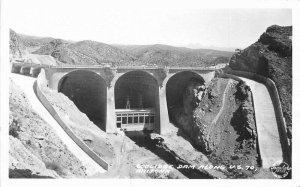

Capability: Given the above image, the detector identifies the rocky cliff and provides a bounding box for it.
[170,78,256,151]
[169,78,258,177]
[229,25,292,138]
[10,30,25,59]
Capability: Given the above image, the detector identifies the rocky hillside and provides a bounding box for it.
[32,40,137,66]
[169,78,258,178]
[9,79,88,178]
[10,30,26,59]
[10,29,233,67]
[9,30,58,65]
[115,44,233,67]
[229,25,292,138]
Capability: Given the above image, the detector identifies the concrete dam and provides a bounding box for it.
[11,62,290,170]
[11,63,216,135]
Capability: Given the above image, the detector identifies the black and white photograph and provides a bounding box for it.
[0,0,299,186]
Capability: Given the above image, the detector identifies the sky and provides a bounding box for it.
[6,0,292,49]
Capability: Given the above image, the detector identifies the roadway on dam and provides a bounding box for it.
[10,73,106,175]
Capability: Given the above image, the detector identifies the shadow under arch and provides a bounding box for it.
[58,70,107,131]
[166,71,205,122]
[114,70,160,131]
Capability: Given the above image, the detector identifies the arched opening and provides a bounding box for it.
[166,71,205,122]
[58,70,107,131]
[114,71,160,131]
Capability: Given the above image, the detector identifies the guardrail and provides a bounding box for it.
[46,65,218,71]
[11,63,220,71]
[11,62,51,68]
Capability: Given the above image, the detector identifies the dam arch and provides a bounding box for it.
[166,71,205,122]
[114,70,160,131]
[58,70,107,131]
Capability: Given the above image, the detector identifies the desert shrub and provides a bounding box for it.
[45,161,65,177]
[9,119,21,138]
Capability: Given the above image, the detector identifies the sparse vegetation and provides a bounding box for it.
[9,79,87,178]
[9,119,21,138]
[10,29,233,67]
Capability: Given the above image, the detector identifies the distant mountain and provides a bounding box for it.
[32,39,136,66]
[18,34,56,48]
[114,44,233,67]
[10,29,234,67]
[185,43,238,52]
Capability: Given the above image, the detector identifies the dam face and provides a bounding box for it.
[114,71,160,131]
[58,70,107,131]
[166,71,205,122]
[166,71,205,107]
[17,65,216,134]
[114,71,159,110]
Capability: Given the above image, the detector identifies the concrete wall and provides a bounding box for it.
[106,74,121,133]
[159,71,215,134]
[30,67,42,77]
[46,68,78,89]
[58,70,107,131]
[165,71,205,107]
[11,64,42,78]
[224,69,291,164]
[20,66,31,75]
[41,67,216,135]
[11,65,216,135]
[35,69,109,170]
[158,85,170,134]
[167,69,215,86]
[11,64,22,73]
[114,71,158,109]
[110,71,162,134]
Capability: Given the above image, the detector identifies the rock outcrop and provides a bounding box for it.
[229,43,269,76]
[170,78,257,161]
[183,82,206,114]
[229,25,292,139]
[9,29,25,59]
[232,82,257,141]
[259,25,292,57]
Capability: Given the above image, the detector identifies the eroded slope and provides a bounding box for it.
[9,79,87,178]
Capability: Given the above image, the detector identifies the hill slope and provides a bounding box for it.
[115,44,233,67]
[9,79,88,178]
[10,29,233,67]
[33,40,137,66]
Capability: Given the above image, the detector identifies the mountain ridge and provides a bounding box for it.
[10,29,233,67]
